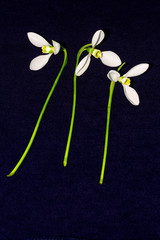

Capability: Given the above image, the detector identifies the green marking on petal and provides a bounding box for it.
[125,78,131,85]
[42,45,54,54]
[118,77,131,86]
[87,47,102,58]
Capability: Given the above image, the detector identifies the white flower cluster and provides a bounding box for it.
[27,30,149,105]
[75,30,149,106]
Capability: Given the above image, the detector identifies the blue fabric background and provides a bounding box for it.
[0,0,160,239]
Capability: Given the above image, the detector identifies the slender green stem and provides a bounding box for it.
[117,62,126,72]
[7,48,68,177]
[63,43,92,167]
[99,81,115,184]
[99,62,126,184]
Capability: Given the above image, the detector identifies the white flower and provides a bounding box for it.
[75,30,122,76]
[27,32,61,71]
[107,63,149,105]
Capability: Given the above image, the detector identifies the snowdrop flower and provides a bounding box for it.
[7,32,67,177]
[27,32,61,70]
[75,30,121,76]
[107,63,149,105]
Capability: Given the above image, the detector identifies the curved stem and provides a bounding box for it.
[99,62,126,184]
[7,48,68,177]
[63,43,92,167]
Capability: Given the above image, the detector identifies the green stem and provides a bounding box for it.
[7,48,68,177]
[99,81,115,184]
[63,43,92,167]
[117,62,126,72]
[99,62,126,184]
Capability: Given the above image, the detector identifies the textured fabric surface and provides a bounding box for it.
[0,0,160,239]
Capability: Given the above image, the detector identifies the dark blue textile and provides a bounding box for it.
[0,0,160,239]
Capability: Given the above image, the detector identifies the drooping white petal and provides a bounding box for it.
[52,40,61,55]
[123,63,149,78]
[29,54,52,71]
[75,54,91,76]
[27,32,51,47]
[122,85,140,105]
[100,51,122,67]
[91,30,105,48]
[107,70,120,82]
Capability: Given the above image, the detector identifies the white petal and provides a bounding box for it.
[75,54,91,76]
[107,70,120,82]
[52,40,61,55]
[91,30,105,48]
[100,51,122,67]
[122,85,140,105]
[29,54,52,71]
[27,32,50,47]
[124,63,149,78]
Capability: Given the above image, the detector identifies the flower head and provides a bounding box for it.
[107,63,149,105]
[75,30,122,76]
[27,32,61,71]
